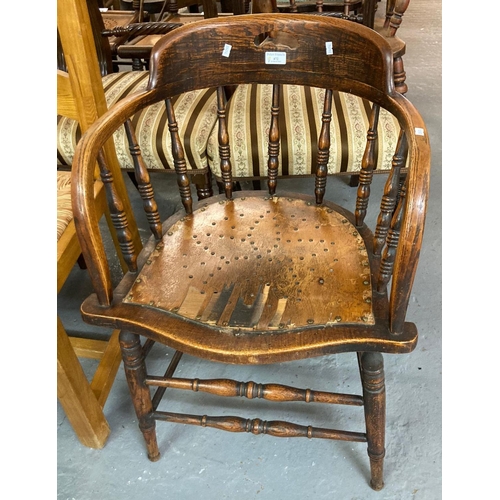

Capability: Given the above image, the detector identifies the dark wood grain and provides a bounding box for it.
[71,14,431,490]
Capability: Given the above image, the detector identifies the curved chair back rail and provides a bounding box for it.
[147,15,394,95]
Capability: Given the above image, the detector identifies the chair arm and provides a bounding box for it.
[389,94,431,334]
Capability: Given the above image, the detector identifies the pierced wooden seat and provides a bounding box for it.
[72,14,430,490]
[127,195,375,332]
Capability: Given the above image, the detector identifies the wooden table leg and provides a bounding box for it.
[57,317,110,449]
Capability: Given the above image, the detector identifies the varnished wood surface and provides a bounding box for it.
[58,0,142,261]
[70,14,431,486]
[126,195,375,330]
[57,0,143,448]
[57,318,110,448]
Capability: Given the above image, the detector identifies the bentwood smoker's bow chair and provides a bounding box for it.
[71,14,430,490]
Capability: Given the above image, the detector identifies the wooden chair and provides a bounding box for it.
[57,0,144,448]
[207,0,410,190]
[373,0,410,94]
[71,14,430,488]
[57,0,219,200]
[271,0,409,93]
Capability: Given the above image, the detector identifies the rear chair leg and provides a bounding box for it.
[193,171,214,200]
[360,351,386,491]
[120,331,160,462]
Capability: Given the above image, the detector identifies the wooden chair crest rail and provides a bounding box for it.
[71,14,430,489]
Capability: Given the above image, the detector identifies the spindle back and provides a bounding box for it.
[72,14,430,334]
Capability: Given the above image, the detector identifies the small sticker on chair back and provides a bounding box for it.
[415,127,425,136]
[265,52,287,65]
[222,44,232,57]
[325,42,333,55]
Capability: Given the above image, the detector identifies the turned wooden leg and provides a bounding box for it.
[132,58,144,71]
[217,180,241,194]
[193,171,214,200]
[120,331,160,461]
[393,56,408,94]
[349,174,360,187]
[252,180,262,190]
[360,351,386,491]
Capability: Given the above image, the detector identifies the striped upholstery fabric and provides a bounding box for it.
[207,84,401,178]
[57,171,73,241]
[57,71,219,172]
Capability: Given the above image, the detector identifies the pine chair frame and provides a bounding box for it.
[57,0,144,448]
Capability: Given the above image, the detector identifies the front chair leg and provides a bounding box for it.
[360,351,386,491]
[120,331,160,462]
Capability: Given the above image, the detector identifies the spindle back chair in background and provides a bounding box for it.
[206,0,411,191]
[275,0,410,93]
[57,0,221,200]
[71,14,430,489]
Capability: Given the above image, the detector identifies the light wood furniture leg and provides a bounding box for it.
[57,317,110,449]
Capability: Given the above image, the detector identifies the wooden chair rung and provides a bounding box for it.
[69,337,108,359]
[57,318,110,448]
[146,376,364,406]
[69,330,122,407]
[151,411,368,442]
[151,350,184,410]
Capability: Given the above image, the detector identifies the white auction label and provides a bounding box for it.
[265,52,287,65]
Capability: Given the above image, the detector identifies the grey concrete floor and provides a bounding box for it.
[56,1,442,498]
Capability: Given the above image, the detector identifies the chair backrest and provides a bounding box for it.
[382,0,410,34]
[71,14,430,334]
[58,0,142,262]
[283,0,363,17]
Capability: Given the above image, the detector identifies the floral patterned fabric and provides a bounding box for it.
[207,84,401,178]
[57,171,73,241]
[58,75,402,179]
[57,71,219,172]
